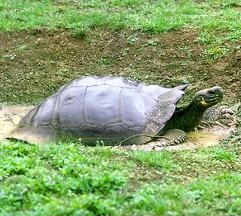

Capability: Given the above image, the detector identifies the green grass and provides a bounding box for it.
[1,0,241,215]
[1,141,241,215]
[1,0,241,52]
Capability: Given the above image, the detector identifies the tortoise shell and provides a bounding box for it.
[11,76,186,145]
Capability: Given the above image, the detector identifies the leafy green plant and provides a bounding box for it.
[205,45,229,59]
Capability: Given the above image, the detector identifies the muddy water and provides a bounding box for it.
[188,131,228,147]
[119,130,231,152]
[0,105,233,150]
[164,130,230,151]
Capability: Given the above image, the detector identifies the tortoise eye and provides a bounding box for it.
[197,96,203,101]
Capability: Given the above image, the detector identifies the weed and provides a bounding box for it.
[70,28,88,39]
[127,34,138,45]
[205,45,229,59]
[2,53,16,61]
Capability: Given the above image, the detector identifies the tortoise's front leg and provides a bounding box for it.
[116,129,187,151]
[151,129,187,149]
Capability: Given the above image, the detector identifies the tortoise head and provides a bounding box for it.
[193,86,223,108]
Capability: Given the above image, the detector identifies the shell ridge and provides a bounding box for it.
[82,86,88,124]
[52,94,61,129]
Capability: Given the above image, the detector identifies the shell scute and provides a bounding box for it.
[120,89,154,128]
[55,86,86,129]
[84,85,121,126]
[32,96,57,128]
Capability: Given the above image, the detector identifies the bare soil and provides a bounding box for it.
[0,105,34,140]
[1,29,241,104]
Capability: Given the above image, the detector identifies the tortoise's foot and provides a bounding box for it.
[115,143,156,151]
[153,129,187,149]
[116,129,187,151]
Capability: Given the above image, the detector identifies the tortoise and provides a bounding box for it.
[8,76,223,146]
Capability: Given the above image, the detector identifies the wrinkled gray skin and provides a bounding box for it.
[9,76,223,146]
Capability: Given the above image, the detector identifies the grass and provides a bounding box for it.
[1,0,241,54]
[0,141,241,215]
[1,0,241,215]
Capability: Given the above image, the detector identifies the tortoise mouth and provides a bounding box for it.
[201,94,223,106]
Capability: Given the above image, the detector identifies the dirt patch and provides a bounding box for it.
[1,29,241,104]
[0,105,34,140]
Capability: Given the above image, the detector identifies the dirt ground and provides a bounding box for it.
[1,28,241,104]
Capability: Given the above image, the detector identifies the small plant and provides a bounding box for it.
[71,28,87,39]
[2,53,16,61]
[143,39,159,47]
[101,55,116,65]
[127,34,138,45]
[205,45,229,59]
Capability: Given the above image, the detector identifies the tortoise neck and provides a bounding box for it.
[164,103,207,132]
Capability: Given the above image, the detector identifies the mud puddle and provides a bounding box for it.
[0,105,235,151]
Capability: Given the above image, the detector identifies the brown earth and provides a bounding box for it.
[1,28,241,104]
[0,28,240,149]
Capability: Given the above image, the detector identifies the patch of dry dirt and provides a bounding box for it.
[1,29,240,104]
[0,105,34,140]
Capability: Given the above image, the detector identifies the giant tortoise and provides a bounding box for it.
[8,76,223,146]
